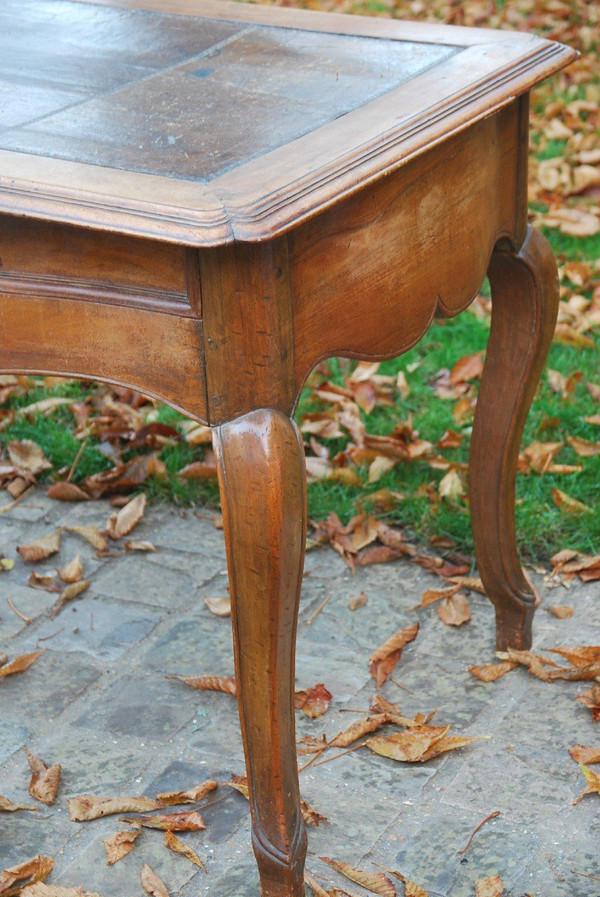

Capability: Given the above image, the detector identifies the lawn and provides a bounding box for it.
[0,0,598,564]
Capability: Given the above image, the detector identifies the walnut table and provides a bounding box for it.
[0,1,575,893]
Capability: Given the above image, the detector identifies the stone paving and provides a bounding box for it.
[0,490,599,896]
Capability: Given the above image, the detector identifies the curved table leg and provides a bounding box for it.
[213,408,307,897]
[470,226,560,650]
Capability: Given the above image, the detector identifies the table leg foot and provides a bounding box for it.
[470,226,560,651]
[214,408,307,897]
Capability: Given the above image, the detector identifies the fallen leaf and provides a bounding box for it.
[450,351,484,386]
[52,580,90,617]
[414,584,462,609]
[420,734,485,761]
[46,482,90,501]
[23,748,60,805]
[320,859,396,897]
[0,795,38,812]
[165,674,237,695]
[164,831,206,869]
[156,780,217,807]
[304,872,333,897]
[21,885,102,896]
[6,440,52,475]
[124,540,156,552]
[569,745,600,765]
[67,794,159,821]
[573,764,600,804]
[121,810,205,831]
[66,525,109,553]
[552,488,592,513]
[27,572,61,593]
[141,863,169,897]
[17,530,62,562]
[438,469,465,500]
[549,605,574,619]
[369,623,419,688]
[0,651,44,679]
[577,685,600,721]
[474,875,504,897]
[56,556,83,584]
[177,461,218,480]
[107,493,146,539]
[437,592,471,626]
[204,596,231,617]
[0,856,54,897]
[549,646,600,666]
[367,726,450,763]
[566,435,600,456]
[468,661,519,682]
[300,797,329,827]
[103,826,140,865]
[294,684,332,719]
[348,592,368,611]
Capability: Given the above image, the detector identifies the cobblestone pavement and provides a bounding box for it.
[0,491,599,897]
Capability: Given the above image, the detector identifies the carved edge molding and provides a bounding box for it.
[222,41,575,239]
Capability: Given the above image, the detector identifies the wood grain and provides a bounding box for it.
[214,409,307,897]
[470,226,560,650]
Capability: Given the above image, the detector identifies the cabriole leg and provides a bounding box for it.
[470,226,560,650]
[213,408,307,897]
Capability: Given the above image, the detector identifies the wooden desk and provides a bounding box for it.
[0,2,575,893]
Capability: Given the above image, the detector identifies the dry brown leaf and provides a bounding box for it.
[438,469,465,501]
[474,875,504,897]
[106,493,146,539]
[367,726,450,763]
[52,580,90,617]
[17,530,62,563]
[437,593,471,626]
[23,747,60,806]
[121,810,205,831]
[549,605,574,619]
[569,745,600,765]
[301,797,329,827]
[415,584,462,609]
[574,763,600,804]
[6,440,52,474]
[304,872,333,897]
[46,482,90,501]
[348,592,368,611]
[177,460,218,480]
[369,623,419,689]
[103,826,140,865]
[156,780,217,807]
[566,434,600,456]
[366,455,397,484]
[124,540,156,552]
[66,525,109,553]
[328,714,400,750]
[0,794,38,812]
[141,863,169,897]
[383,868,429,897]
[165,674,236,695]
[67,794,159,821]
[0,650,44,679]
[55,556,83,584]
[164,830,206,869]
[450,351,484,385]
[420,734,485,761]
[552,488,593,514]
[549,645,600,666]
[0,856,54,897]
[320,858,396,897]
[204,595,231,617]
[21,885,102,897]
[294,684,332,719]
[27,572,61,593]
[468,661,519,682]
[577,685,600,721]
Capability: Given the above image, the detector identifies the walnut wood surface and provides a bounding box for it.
[0,0,576,243]
[0,3,576,894]
[214,410,307,897]
[471,227,560,650]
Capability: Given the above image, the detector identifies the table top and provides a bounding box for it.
[0,0,575,245]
